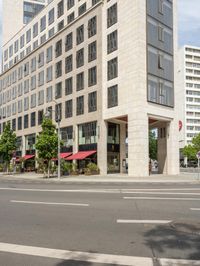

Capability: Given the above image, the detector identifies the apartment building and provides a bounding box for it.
[178,46,200,149]
[2,0,49,46]
[0,0,179,176]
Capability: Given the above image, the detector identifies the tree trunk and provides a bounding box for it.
[6,162,9,174]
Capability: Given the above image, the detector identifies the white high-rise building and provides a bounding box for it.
[178,45,200,148]
[0,0,179,176]
[2,0,49,46]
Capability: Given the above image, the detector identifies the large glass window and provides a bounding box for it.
[78,122,97,145]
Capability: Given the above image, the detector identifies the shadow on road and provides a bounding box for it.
[144,222,200,260]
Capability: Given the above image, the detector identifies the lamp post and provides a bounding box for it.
[45,103,61,179]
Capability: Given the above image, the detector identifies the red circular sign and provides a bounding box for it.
[179,120,183,131]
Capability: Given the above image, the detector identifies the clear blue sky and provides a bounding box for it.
[0,0,199,52]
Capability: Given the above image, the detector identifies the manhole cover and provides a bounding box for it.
[169,221,200,236]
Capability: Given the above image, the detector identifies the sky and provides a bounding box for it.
[0,0,200,53]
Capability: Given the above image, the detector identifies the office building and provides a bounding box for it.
[178,46,200,150]
[2,0,48,46]
[0,0,179,176]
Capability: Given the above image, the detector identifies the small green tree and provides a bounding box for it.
[182,145,196,161]
[0,122,17,173]
[35,118,58,178]
[149,130,157,160]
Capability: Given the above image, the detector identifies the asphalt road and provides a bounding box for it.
[0,179,200,266]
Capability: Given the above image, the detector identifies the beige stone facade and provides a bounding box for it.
[0,0,179,176]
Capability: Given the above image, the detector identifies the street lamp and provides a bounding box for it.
[45,103,61,179]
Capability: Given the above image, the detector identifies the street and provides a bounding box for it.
[0,179,200,266]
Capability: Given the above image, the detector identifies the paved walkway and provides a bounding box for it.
[0,171,200,183]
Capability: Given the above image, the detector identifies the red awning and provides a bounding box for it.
[52,152,72,161]
[24,155,35,160]
[66,150,96,160]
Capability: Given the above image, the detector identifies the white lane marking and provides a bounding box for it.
[0,242,153,266]
[10,200,89,207]
[190,208,200,211]
[159,258,200,266]
[1,187,200,193]
[123,192,200,196]
[117,220,171,224]
[124,197,200,201]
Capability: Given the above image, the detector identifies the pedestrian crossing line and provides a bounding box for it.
[190,208,200,211]
[117,220,171,224]
[10,200,89,207]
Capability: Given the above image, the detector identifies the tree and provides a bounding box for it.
[0,122,17,173]
[182,144,196,161]
[149,130,157,160]
[182,133,200,161]
[35,118,58,178]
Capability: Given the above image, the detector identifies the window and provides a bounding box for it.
[76,48,84,68]
[38,90,44,105]
[24,62,29,76]
[55,82,62,99]
[107,3,117,28]
[107,57,118,80]
[12,119,16,131]
[31,94,36,108]
[108,85,118,108]
[92,0,100,5]
[46,86,53,102]
[14,40,19,53]
[38,110,44,125]
[67,12,74,24]
[49,27,55,38]
[65,55,73,73]
[55,103,62,122]
[38,52,44,68]
[20,35,25,48]
[107,30,118,54]
[57,0,64,18]
[57,20,64,31]
[78,3,86,16]
[55,39,62,57]
[76,25,84,45]
[88,16,96,38]
[18,117,22,130]
[88,67,97,86]
[48,8,54,25]
[40,15,46,32]
[26,29,31,43]
[88,41,97,62]
[76,96,84,115]
[46,66,53,82]
[33,23,38,38]
[78,122,97,145]
[65,77,73,95]
[31,57,36,72]
[158,0,164,14]
[67,0,74,10]
[88,91,97,112]
[31,112,36,127]
[55,61,62,78]
[158,26,164,42]
[65,32,73,52]
[24,79,29,93]
[38,71,44,86]
[31,75,36,90]
[46,46,53,62]
[158,54,164,69]
[65,100,73,118]
[40,34,46,44]
[24,114,29,129]
[76,72,84,91]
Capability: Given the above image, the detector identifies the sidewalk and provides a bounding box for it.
[0,171,200,183]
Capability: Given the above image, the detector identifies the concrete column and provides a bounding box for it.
[157,125,167,174]
[120,123,127,173]
[166,119,179,175]
[98,120,107,175]
[128,113,149,177]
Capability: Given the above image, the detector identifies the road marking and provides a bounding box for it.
[190,208,200,211]
[123,192,200,196]
[159,258,200,266]
[124,197,200,201]
[1,187,200,193]
[0,242,153,266]
[10,200,89,207]
[117,220,171,224]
